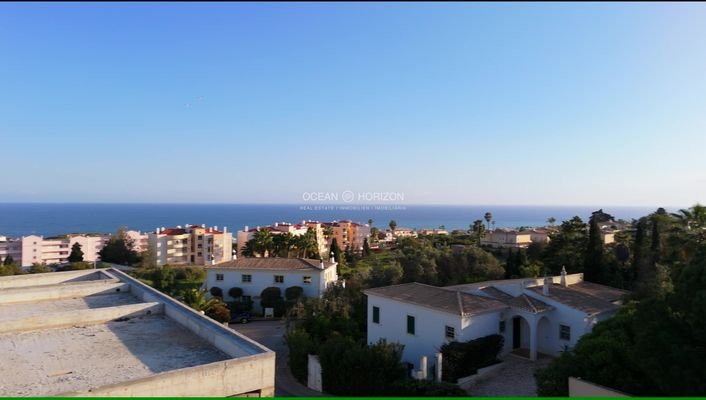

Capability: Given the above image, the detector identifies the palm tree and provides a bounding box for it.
[272,233,295,257]
[241,240,256,257]
[252,229,273,257]
[389,220,397,231]
[181,288,223,312]
[672,203,706,243]
[368,219,374,227]
[472,219,485,244]
[547,217,556,227]
[294,231,318,258]
[484,212,493,231]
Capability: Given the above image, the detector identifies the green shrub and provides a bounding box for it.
[319,335,407,395]
[210,286,223,298]
[205,303,231,323]
[228,287,243,298]
[441,334,504,382]
[285,286,304,301]
[285,329,314,383]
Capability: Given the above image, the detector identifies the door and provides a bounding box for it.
[513,317,521,349]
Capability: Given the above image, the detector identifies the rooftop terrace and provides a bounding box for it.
[0,268,275,397]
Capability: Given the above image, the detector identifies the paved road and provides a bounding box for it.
[230,320,324,397]
[465,354,552,396]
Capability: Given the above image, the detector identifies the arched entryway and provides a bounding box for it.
[511,315,531,351]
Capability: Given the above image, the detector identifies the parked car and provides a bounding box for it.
[230,311,251,324]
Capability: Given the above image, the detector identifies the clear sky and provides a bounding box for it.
[1,2,705,206]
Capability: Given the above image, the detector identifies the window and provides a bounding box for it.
[372,306,380,324]
[274,275,284,284]
[407,315,415,335]
[303,276,312,284]
[216,273,224,281]
[445,325,455,339]
[560,324,571,341]
[499,321,506,333]
[242,274,252,283]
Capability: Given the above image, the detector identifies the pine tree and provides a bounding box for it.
[68,242,84,263]
[3,255,14,266]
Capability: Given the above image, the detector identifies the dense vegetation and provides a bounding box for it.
[441,334,504,382]
[535,204,706,396]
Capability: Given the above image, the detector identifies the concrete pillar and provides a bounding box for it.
[419,356,428,380]
[529,318,538,361]
[435,352,443,382]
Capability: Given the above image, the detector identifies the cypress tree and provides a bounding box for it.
[68,242,84,263]
[584,215,605,283]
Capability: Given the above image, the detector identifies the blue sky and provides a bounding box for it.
[1,2,705,206]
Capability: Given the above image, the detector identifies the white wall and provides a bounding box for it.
[523,291,594,354]
[367,294,505,372]
[206,267,332,312]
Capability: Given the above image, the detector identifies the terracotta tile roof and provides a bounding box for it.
[567,281,629,303]
[480,286,514,301]
[528,284,620,316]
[365,283,508,317]
[508,294,552,314]
[210,257,335,271]
[159,228,187,235]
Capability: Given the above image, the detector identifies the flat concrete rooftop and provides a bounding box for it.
[0,268,275,397]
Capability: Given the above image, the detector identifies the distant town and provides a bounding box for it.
[3,205,702,396]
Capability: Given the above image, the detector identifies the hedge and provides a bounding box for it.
[441,333,504,382]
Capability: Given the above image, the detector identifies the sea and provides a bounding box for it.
[0,203,662,238]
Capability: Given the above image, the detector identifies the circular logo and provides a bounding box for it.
[341,190,355,203]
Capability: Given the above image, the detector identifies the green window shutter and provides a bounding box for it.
[372,306,380,323]
[407,315,415,334]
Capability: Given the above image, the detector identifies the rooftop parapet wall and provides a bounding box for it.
[0,268,276,397]
[106,268,272,358]
[0,269,113,289]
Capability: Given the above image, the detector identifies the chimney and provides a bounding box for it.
[320,259,325,269]
[156,227,160,234]
[543,276,551,296]
[560,266,567,287]
[214,226,218,232]
[223,226,227,233]
[201,224,206,228]
[244,225,249,231]
[330,254,336,264]
[274,222,278,227]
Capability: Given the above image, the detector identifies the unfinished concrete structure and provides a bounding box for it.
[0,268,275,397]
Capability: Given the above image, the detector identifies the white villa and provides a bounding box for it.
[365,269,627,374]
[205,257,338,312]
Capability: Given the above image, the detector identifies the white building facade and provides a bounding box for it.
[365,271,627,373]
[205,258,338,313]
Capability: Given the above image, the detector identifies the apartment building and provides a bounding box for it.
[148,224,233,266]
[323,220,371,252]
[236,221,329,257]
[481,228,533,249]
[126,230,149,253]
[0,234,109,267]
